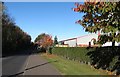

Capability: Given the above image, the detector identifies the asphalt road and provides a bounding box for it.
[23,54,61,75]
[2,49,32,76]
[2,49,61,76]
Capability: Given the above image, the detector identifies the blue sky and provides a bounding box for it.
[5,2,88,42]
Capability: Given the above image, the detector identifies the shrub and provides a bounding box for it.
[52,47,120,75]
[52,47,93,63]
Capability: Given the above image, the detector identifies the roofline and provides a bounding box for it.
[59,38,77,42]
[59,33,98,42]
[76,34,98,39]
[76,34,90,39]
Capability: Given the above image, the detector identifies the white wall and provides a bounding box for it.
[64,39,77,47]
[77,34,98,45]
[63,34,98,47]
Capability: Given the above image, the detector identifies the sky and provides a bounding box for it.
[5,2,89,42]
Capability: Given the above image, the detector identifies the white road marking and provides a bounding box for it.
[22,54,31,75]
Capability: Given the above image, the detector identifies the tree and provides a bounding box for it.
[53,36,58,46]
[35,33,53,52]
[73,1,120,74]
[73,1,120,44]
[2,3,31,56]
[40,34,53,49]
[34,33,46,42]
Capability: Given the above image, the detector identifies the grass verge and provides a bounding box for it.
[41,54,108,75]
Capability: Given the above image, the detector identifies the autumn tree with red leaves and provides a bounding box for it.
[40,34,53,49]
[35,33,53,52]
[73,1,120,44]
[73,1,120,74]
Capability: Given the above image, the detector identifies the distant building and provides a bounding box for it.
[59,38,77,47]
[57,31,120,47]
[100,31,120,46]
[55,44,69,47]
[102,41,120,47]
[59,33,99,47]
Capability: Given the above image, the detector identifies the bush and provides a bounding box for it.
[52,46,120,75]
[52,47,93,63]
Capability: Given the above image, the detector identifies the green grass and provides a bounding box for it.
[42,54,108,75]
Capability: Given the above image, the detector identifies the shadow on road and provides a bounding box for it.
[2,60,58,77]
[2,48,43,58]
[2,43,45,58]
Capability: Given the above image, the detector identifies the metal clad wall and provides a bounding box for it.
[77,34,98,45]
[63,34,98,47]
[64,39,76,47]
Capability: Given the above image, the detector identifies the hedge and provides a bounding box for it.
[52,47,94,63]
[52,47,120,74]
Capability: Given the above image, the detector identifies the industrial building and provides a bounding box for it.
[59,33,99,47]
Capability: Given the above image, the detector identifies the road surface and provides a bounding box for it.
[2,49,61,77]
[23,54,60,75]
[2,49,32,76]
